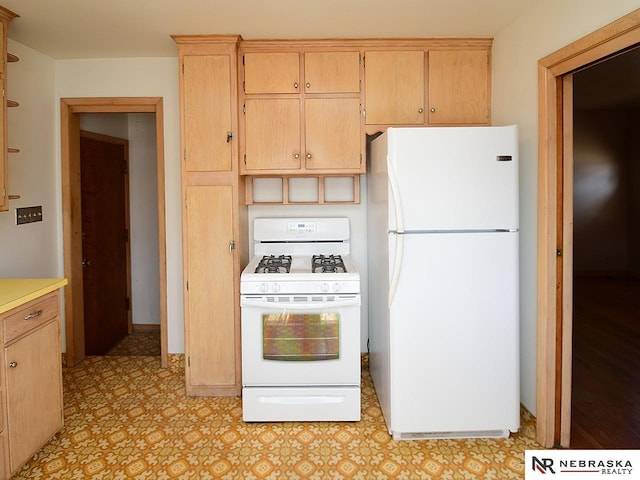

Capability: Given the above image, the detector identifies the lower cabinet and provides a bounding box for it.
[0,290,63,478]
[184,185,242,396]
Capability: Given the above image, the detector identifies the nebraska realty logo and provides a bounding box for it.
[525,450,639,478]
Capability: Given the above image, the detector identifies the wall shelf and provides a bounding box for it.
[244,175,360,205]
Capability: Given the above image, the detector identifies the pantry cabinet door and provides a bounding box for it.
[184,185,237,390]
[243,98,301,172]
[304,98,362,172]
[364,50,424,125]
[183,54,233,172]
[304,51,360,93]
[428,49,490,125]
[244,52,300,94]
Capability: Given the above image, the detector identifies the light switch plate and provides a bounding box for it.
[16,206,43,225]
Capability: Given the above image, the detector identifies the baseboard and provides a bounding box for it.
[132,323,161,333]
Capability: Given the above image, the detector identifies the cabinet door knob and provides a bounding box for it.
[430,107,436,113]
[293,82,299,89]
[418,108,424,113]
[293,153,300,159]
[9,362,17,368]
[305,153,312,159]
[306,83,311,89]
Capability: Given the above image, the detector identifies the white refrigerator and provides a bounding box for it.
[367,126,520,440]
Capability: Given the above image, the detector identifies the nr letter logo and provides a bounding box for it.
[532,456,555,474]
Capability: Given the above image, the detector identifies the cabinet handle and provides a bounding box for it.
[226,131,233,143]
[293,153,300,159]
[418,108,424,113]
[8,362,17,368]
[430,107,436,113]
[24,309,43,320]
[229,240,236,254]
[305,153,312,159]
[293,82,299,89]
[306,82,311,89]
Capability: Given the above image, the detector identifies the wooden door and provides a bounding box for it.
[243,52,300,94]
[243,98,301,172]
[5,321,63,473]
[80,131,131,355]
[305,98,362,171]
[428,49,490,125]
[184,185,238,392]
[304,51,361,93]
[364,50,425,125]
[183,54,233,172]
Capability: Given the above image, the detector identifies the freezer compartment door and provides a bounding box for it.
[385,126,518,231]
[388,231,520,436]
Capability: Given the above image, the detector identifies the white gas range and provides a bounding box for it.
[240,217,361,422]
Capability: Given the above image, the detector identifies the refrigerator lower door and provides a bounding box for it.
[387,231,520,439]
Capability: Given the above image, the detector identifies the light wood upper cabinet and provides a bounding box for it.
[183,54,233,172]
[305,98,361,170]
[428,49,490,125]
[364,43,491,128]
[364,50,425,125]
[240,45,365,175]
[304,51,360,93]
[244,98,301,171]
[244,52,300,94]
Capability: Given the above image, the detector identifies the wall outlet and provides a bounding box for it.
[16,206,43,225]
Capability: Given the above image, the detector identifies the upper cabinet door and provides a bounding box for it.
[183,54,233,172]
[304,51,360,93]
[428,49,490,125]
[304,98,362,171]
[244,52,300,94]
[243,98,301,172]
[364,50,424,125]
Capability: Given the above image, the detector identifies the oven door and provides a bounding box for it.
[241,294,361,386]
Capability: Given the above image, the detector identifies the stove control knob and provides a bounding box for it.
[260,283,269,293]
[271,283,281,293]
[332,283,342,292]
[321,283,330,293]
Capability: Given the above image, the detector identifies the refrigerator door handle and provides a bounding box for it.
[388,231,403,307]
[386,155,404,233]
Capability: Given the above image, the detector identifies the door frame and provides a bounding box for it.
[537,9,640,447]
[61,97,168,368]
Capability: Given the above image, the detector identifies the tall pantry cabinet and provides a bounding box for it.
[173,35,247,396]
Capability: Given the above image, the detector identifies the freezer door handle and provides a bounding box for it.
[386,154,404,233]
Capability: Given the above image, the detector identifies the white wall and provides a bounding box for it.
[0,41,58,278]
[55,57,183,352]
[492,0,640,415]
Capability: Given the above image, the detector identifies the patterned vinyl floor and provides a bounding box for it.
[13,354,541,479]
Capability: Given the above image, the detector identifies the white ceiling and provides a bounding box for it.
[2,0,537,59]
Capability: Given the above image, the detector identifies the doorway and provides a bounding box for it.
[61,98,168,368]
[570,50,640,448]
[537,12,640,447]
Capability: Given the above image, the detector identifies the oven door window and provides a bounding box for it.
[263,312,339,361]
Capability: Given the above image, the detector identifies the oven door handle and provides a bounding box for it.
[241,297,361,310]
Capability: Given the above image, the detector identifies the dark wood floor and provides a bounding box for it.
[570,275,640,448]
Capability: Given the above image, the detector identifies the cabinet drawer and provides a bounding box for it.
[3,293,59,344]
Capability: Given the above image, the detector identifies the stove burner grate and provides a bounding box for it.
[255,255,292,274]
[312,254,347,273]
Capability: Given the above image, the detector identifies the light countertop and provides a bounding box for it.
[0,278,68,314]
